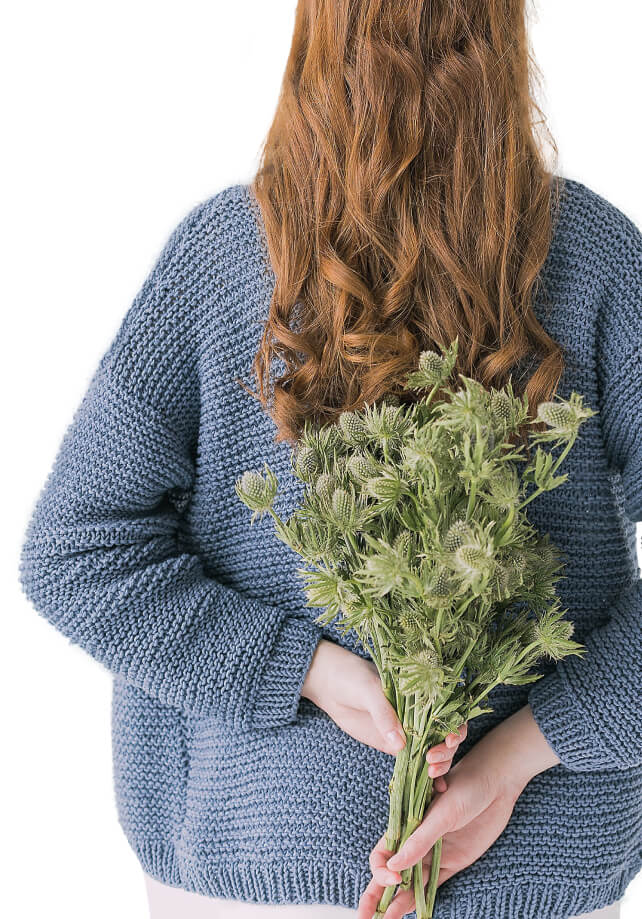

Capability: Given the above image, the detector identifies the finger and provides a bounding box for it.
[425,742,454,763]
[445,722,468,748]
[369,837,402,886]
[368,691,406,754]
[383,862,430,919]
[387,797,454,871]
[434,775,448,793]
[356,876,386,919]
[382,884,418,919]
[372,864,403,887]
[368,834,392,872]
[427,759,452,778]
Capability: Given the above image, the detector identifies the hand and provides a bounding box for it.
[301,639,407,755]
[425,721,468,790]
[302,640,469,762]
[357,704,560,918]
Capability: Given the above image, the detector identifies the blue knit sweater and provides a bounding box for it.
[19,177,642,919]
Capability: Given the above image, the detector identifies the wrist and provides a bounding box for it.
[493,703,561,792]
[301,638,331,705]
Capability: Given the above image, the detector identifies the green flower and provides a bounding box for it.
[489,389,513,426]
[404,338,458,391]
[346,451,379,483]
[365,469,409,511]
[331,487,356,528]
[315,472,338,500]
[362,402,411,444]
[294,445,320,481]
[532,392,597,443]
[529,604,586,662]
[443,519,473,552]
[234,466,278,521]
[355,536,423,598]
[338,411,368,446]
[398,647,444,704]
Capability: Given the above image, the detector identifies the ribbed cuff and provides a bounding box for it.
[527,666,609,773]
[251,616,322,730]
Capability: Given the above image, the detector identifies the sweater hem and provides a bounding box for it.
[133,837,638,919]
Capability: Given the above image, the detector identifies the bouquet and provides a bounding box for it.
[236,338,594,918]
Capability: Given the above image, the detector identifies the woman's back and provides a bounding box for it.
[20,176,642,918]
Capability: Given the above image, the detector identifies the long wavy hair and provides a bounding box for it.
[250,0,565,445]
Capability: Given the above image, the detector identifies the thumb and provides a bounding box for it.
[368,687,406,754]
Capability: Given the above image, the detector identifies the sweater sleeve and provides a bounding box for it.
[18,192,321,730]
[526,218,642,772]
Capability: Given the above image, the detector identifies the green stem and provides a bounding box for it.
[413,759,430,815]
[424,836,443,918]
[375,883,397,917]
[466,479,477,519]
[414,859,427,919]
[468,678,500,711]
[385,741,410,851]
[398,815,421,890]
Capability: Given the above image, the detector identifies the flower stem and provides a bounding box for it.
[424,836,443,918]
[414,859,427,919]
[385,741,410,850]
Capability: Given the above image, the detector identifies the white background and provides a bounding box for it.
[2,2,641,917]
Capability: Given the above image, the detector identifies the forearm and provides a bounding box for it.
[476,703,561,796]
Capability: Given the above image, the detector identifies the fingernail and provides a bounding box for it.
[387,730,405,752]
[387,853,404,871]
[426,750,448,763]
[445,734,456,748]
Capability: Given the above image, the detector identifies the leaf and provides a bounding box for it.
[467,704,494,719]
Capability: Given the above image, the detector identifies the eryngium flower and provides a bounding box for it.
[528,603,580,661]
[404,338,458,391]
[398,647,444,705]
[338,411,368,446]
[294,445,320,481]
[235,466,278,521]
[533,391,597,442]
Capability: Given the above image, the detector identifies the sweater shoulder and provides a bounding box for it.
[103,182,261,428]
[553,175,642,277]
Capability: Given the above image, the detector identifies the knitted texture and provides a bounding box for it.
[19,178,642,919]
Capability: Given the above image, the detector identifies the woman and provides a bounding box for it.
[19,1,640,918]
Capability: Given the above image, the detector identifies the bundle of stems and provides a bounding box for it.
[236,338,594,918]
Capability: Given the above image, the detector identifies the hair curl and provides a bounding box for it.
[250,0,565,444]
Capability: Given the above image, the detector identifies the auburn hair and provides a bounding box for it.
[250,0,565,445]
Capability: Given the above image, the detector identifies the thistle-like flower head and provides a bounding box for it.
[528,603,586,662]
[398,646,444,704]
[294,444,320,482]
[445,519,497,593]
[356,535,423,598]
[315,472,337,500]
[532,392,597,443]
[489,390,513,426]
[338,411,369,446]
[443,519,473,552]
[483,466,521,509]
[404,337,458,391]
[346,451,379,483]
[235,465,278,521]
[362,402,411,444]
[365,468,408,512]
[330,487,356,529]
